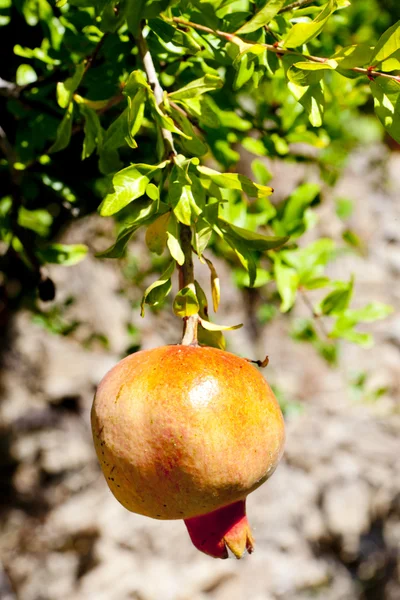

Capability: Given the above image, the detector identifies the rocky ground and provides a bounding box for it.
[0,146,399,600]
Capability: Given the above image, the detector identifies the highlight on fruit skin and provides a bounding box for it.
[91,344,285,559]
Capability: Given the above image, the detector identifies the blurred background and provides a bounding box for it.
[1,0,400,598]
[1,144,399,600]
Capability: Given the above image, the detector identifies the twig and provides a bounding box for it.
[299,288,330,340]
[83,34,109,76]
[169,17,400,84]
[279,0,315,13]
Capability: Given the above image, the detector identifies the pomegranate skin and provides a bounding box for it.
[91,344,285,521]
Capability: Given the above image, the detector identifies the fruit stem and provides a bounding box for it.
[179,223,199,346]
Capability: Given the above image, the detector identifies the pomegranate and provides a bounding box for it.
[91,344,285,559]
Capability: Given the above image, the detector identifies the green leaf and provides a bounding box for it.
[145,211,171,255]
[233,52,255,90]
[169,74,223,101]
[150,17,202,53]
[302,276,330,290]
[370,78,400,144]
[371,20,400,64]
[167,231,185,265]
[125,0,146,36]
[141,261,175,316]
[287,62,335,87]
[198,317,242,332]
[236,0,287,34]
[281,238,335,281]
[99,161,169,216]
[251,160,272,185]
[125,88,146,148]
[318,278,353,316]
[197,165,273,199]
[36,243,88,266]
[234,268,271,289]
[342,229,365,253]
[335,197,353,220]
[166,214,185,265]
[283,0,338,49]
[18,208,52,237]
[219,219,289,251]
[96,227,136,258]
[274,260,299,312]
[279,182,320,236]
[102,108,130,152]
[333,44,373,69]
[169,107,208,156]
[223,233,257,286]
[168,168,196,226]
[193,219,213,259]
[96,200,161,258]
[289,81,325,127]
[147,93,190,139]
[194,280,226,349]
[16,64,37,86]
[339,302,393,323]
[80,104,103,159]
[49,103,74,153]
[56,63,85,109]
[146,183,159,201]
[173,285,200,318]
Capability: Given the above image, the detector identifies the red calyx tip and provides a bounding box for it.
[184,499,254,559]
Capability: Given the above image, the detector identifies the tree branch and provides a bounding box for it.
[169,17,400,84]
[137,28,177,158]
[137,24,198,344]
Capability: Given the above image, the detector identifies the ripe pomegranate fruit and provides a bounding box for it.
[91,344,285,559]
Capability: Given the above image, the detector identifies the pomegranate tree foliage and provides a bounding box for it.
[0,0,398,358]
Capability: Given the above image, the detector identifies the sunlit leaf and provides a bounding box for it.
[283,0,338,49]
[169,74,223,100]
[198,317,242,331]
[141,261,175,316]
[236,0,286,34]
[99,161,169,216]
[173,285,199,317]
[371,20,400,64]
[145,211,171,255]
[370,78,400,144]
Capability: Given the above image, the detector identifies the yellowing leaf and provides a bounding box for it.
[173,285,200,318]
[141,261,175,316]
[199,317,243,331]
[145,211,171,255]
[205,257,220,312]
